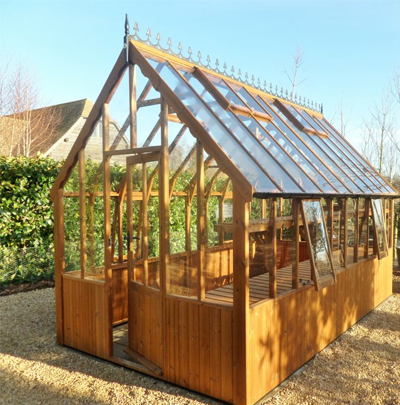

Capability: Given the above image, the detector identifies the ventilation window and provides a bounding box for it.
[274,100,328,137]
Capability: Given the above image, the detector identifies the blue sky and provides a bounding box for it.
[1,0,399,147]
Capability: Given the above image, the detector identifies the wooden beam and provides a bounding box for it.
[159,97,169,376]
[327,198,334,251]
[104,146,161,157]
[129,64,137,148]
[232,186,250,405]
[344,198,348,269]
[292,198,299,289]
[197,141,206,301]
[365,199,370,258]
[354,199,359,264]
[389,199,394,249]
[137,97,161,108]
[269,198,277,298]
[102,103,113,357]
[159,97,170,293]
[54,188,65,345]
[50,50,127,200]
[129,43,253,202]
[142,163,149,286]
[78,150,87,278]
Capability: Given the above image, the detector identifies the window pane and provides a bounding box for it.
[372,199,388,258]
[302,200,335,284]
[258,97,355,194]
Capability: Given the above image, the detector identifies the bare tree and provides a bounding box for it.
[284,45,306,101]
[392,66,400,105]
[0,57,61,157]
[361,90,396,175]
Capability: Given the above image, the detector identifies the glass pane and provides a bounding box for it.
[258,97,354,194]
[204,74,248,107]
[183,72,303,193]
[372,199,388,258]
[347,198,356,266]
[286,103,326,134]
[316,118,393,194]
[358,198,369,261]
[238,114,322,193]
[332,199,346,271]
[151,61,277,193]
[302,200,335,283]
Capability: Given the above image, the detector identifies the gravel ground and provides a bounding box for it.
[1,280,399,405]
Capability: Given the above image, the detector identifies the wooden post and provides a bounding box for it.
[269,198,277,298]
[365,199,370,258]
[344,198,348,269]
[327,198,334,251]
[261,198,266,219]
[54,188,65,345]
[127,163,134,281]
[129,64,137,148]
[354,199,359,263]
[117,198,124,262]
[102,103,113,356]
[197,141,205,301]
[142,163,149,286]
[292,198,299,289]
[185,196,191,252]
[218,196,224,245]
[78,149,87,278]
[232,186,250,405]
[159,97,169,375]
[389,199,394,249]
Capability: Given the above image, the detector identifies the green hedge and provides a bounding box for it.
[0,156,223,287]
[0,156,61,286]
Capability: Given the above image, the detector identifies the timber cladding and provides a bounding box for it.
[164,298,234,403]
[62,276,109,359]
[247,253,393,405]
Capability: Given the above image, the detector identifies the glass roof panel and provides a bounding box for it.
[315,117,395,194]
[236,114,322,193]
[151,61,278,192]
[269,100,367,193]
[203,73,247,107]
[184,72,304,193]
[257,97,356,194]
[243,114,337,193]
[140,54,397,197]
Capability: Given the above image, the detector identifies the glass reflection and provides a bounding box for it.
[371,199,388,258]
[302,200,335,282]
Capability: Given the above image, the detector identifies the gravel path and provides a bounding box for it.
[1,279,399,405]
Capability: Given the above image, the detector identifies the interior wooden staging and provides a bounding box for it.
[52,40,397,405]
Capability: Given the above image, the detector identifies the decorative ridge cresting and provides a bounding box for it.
[126,19,323,114]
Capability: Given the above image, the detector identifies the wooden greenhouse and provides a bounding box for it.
[51,20,399,405]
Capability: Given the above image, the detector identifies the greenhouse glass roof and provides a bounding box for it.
[130,38,399,199]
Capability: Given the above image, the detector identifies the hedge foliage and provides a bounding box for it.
[0,156,61,286]
[0,156,227,287]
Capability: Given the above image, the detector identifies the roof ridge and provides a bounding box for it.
[128,21,322,114]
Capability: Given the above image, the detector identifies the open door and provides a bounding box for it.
[125,152,164,376]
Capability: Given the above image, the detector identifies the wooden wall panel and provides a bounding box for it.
[112,268,128,324]
[164,298,233,403]
[128,285,163,368]
[248,252,393,405]
[62,276,108,359]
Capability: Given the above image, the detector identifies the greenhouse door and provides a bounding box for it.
[125,152,164,375]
